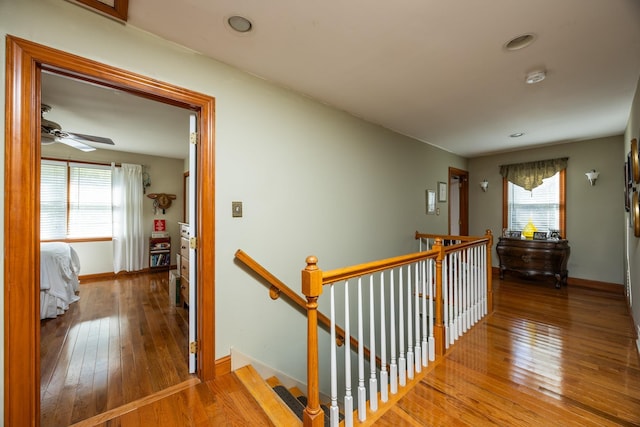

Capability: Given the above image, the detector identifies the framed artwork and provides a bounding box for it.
[426,189,436,214]
[438,181,447,202]
[632,138,639,184]
[507,230,522,239]
[625,156,631,212]
[631,191,640,237]
[533,231,548,240]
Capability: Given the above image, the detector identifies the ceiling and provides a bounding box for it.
[51,0,640,158]
[41,72,193,159]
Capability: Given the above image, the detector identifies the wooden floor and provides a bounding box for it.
[57,275,640,426]
[376,277,640,426]
[40,272,192,427]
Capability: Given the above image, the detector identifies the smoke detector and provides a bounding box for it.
[525,70,546,84]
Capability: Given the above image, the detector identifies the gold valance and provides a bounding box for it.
[499,157,568,191]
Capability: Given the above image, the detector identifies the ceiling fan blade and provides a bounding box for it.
[66,132,115,145]
[57,138,97,152]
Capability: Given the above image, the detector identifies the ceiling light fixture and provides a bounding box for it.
[525,70,546,84]
[504,34,536,51]
[228,15,252,33]
[510,132,524,138]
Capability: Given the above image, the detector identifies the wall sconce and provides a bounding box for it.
[480,179,489,192]
[585,170,599,186]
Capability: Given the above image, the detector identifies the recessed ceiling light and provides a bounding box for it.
[228,15,252,33]
[510,132,525,138]
[504,34,536,51]
[525,70,546,84]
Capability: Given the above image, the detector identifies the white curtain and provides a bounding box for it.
[112,163,145,273]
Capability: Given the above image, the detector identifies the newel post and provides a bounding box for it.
[301,256,324,427]
[485,229,494,313]
[432,238,446,357]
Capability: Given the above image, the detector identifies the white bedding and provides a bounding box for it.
[40,242,81,319]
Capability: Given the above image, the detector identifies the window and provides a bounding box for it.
[503,169,566,237]
[41,159,113,240]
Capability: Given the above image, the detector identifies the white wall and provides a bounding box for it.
[42,143,186,275]
[624,75,640,350]
[468,135,625,284]
[0,0,467,415]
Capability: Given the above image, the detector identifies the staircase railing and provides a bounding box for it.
[235,249,379,363]
[302,230,493,427]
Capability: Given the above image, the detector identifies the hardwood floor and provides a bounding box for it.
[376,277,640,426]
[53,275,640,426]
[40,272,192,427]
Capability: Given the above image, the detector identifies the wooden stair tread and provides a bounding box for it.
[235,365,301,426]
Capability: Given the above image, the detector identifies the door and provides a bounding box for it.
[4,36,217,425]
[449,167,469,235]
[188,114,198,372]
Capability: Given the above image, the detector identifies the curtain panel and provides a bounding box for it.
[500,157,568,191]
[112,163,145,273]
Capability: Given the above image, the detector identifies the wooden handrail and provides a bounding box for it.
[321,249,439,285]
[234,249,374,361]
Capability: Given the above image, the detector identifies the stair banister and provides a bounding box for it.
[433,237,446,356]
[302,256,324,427]
[236,249,379,361]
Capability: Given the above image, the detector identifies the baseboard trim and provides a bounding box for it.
[566,277,623,294]
[492,266,623,294]
[215,355,232,377]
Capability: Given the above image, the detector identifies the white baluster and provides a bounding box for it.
[443,255,450,349]
[421,260,428,366]
[414,263,422,373]
[357,277,366,422]
[406,266,414,380]
[369,275,378,412]
[389,269,398,394]
[482,244,488,316]
[473,246,479,324]
[330,285,339,427]
[464,247,470,333]
[344,281,353,427]
[428,258,435,361]
[379,272,388,403]
[398,266,406,387]
[454,251,461,342]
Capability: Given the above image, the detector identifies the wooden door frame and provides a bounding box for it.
[4,35,216,426]
[448,167,469,235]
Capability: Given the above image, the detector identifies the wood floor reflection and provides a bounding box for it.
[46,274,640,426]
[40,272,191,427]
[376,277,640,426]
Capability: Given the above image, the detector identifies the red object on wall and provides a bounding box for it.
[154,219,166,232]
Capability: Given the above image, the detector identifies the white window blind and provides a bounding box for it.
[41,160,68,240]
[41,160,113,240]
[507,172,559,232]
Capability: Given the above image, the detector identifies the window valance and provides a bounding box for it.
[499,157,568,191]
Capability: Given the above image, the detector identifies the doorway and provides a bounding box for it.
[448,167,469,236]
[4,36,216,426]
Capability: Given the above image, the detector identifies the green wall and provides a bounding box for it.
[468,135,625,284]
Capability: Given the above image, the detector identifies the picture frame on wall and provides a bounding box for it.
[625,155,631,213]
[426,189,436,214]
[438,181,447,202]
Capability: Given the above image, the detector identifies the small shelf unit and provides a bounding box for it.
[149,236,171,270]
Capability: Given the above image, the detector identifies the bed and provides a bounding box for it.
[40,242,81,319]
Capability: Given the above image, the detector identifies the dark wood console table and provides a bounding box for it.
[496,237,570,288]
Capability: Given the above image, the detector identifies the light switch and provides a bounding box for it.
[232,201,243,218]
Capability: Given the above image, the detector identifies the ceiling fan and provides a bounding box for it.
[41,103,115,152]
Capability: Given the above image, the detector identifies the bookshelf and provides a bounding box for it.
[149,236,171,270]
